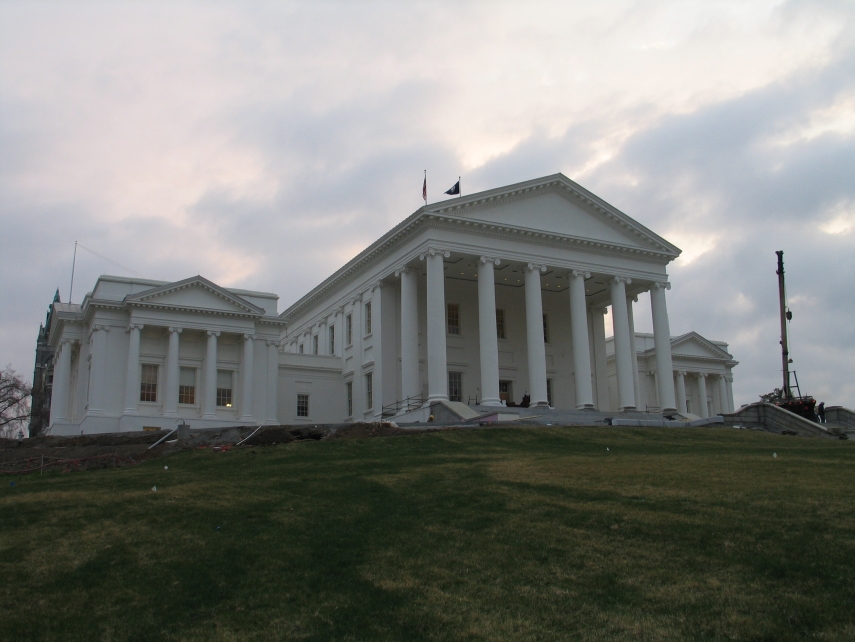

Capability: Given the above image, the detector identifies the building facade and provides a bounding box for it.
[40,173,737,435]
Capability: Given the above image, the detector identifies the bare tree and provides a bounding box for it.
[1,366,31,439]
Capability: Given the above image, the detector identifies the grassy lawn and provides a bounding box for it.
[1,426,854,641]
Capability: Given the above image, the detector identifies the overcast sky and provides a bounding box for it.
[1,0,853,408]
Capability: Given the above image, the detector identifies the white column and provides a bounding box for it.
[524,263,549,407]
[717,374,728,415]
[123,324,144,415]
[626,295,640,405]
[266,339,279,425]
[569,270,594,409]
[725,375,735,413]
[423,249,449,403]
[370,283,384,418]
[163,327,181,417]
[240,334,255,422]
[696,373,709,418]
[609,277,636,411]
[49,339,74,424]
[330,311,340,357]
[203,331,219,419]
[319,321,328,355]
[650,282,677,413]
[675,370,687,414]
[478,256,502,406]
[590,308,610,410]
[88,325,108,414]
[398,267,420,402]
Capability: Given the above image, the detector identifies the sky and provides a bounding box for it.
[1,0,853,409]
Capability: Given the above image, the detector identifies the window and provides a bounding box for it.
[543,314,550,343]
[346,314,353,346]
[365,372,373,410]
[312,334,319,355]
[546,378,553,407]
[298,343,304,354]
[178,367,196,405]
[329,325,335,355]
[216,370,233,407]
[447,303,460,335]
[297,394,309,417]
[140,364,158,402]
[448,371,462,402]
[346,381,353,417]
[364,301,372,336]
[496,309,506,339]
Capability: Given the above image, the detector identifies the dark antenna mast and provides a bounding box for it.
[775,250,791,399]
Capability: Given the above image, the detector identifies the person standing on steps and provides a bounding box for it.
[817,401,826,424]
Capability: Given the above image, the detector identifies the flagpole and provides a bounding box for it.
[424,169,427,206]
[69,240,78,304]
[459,176,461,198]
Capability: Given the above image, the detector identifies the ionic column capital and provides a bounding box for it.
[698,372,707,378]
[652,281,671,290]
[167,326,182,334]
[243,333,256,341]
[126,323,144,333]
[479,256,501,266]
[526,262,547,273]
[571,269,591,279]
[419,248,450,260]
[206,330,220,338]
[266,339,279,347]
[610,275,632,285]
[394,266,417,277]
[60,337,80,347]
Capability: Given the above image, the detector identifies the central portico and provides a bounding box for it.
[281,173,683,419]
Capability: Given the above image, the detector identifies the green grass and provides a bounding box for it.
[1,427,854,641]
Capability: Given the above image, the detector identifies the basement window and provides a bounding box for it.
[297,394,309,418]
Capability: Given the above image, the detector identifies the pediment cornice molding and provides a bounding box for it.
[123,275,275,320]
[427,178,678,256]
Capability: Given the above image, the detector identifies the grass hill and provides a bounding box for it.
[2,426,854,641]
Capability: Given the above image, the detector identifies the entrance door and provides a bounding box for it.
[499,380,513,404]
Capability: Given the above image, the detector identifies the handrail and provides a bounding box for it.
[382,394,424,418]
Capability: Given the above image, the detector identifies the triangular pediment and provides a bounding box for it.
[427,174,680,256]
[670,332,732,360]
[124,276,265,316]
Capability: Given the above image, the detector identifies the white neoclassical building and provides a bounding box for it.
[41,173,737,435]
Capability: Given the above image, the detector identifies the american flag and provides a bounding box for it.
[422,174,427,203]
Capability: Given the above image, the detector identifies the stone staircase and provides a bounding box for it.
[723,402,849,439]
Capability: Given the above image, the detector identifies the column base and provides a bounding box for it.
[619,406,637,412]
[576,403,596,410]
[264,419,279,426]
[202,413,216,420]
[425,395,449,404]
[239,416,255,423]
[480,398,503,407]
[661,406,677,414]
[531,401,551,408]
